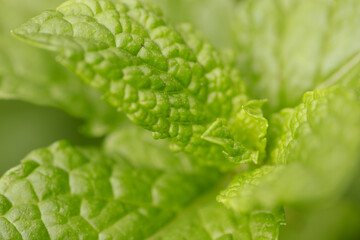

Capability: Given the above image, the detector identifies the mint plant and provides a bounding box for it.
[1,0,360,239]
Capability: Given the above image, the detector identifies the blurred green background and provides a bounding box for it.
[0,0,91,175]
[1,0,360,239]
[0,100,99,175]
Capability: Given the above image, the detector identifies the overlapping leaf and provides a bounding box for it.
[4,0,360,239]
[0,0,124,136]
[0,141,283,240]
[218,86,360,211]
[103,123,199,172]
[11,0,265,166]
[234,0,360,111]
[202,100,268,164]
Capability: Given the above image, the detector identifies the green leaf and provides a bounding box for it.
[235,0,360,111]
[268,85,360,167]
[218,86,360,211]
[144,0,236,48]
[201,100,268,164]
[202,118,259,164]
[103,123,200,172]
[217,165,279,212]
[0,0,124,136]
[0,141,283,240]
[150,201,285,240]
[12,0,252,166]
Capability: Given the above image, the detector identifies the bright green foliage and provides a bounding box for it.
[235,0,360,111]
[144,0,236,48]
[217,165,278,212]
[218,86,360,211]
[202,100,268,164]
[0,0,123,136]
[103,123,200,172]
[0,141,283,240]
[268,86,360,166]
[1,0,360,239]
[202,118,259,165]
[150,201,285,240]
[11,0,259,166]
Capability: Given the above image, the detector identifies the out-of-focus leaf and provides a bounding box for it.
[235,0,360,111]
[0,141,283,240]
[145,0,236,48]
[104,123,200,172]
[218,86,360,211]
[0,0,123,136]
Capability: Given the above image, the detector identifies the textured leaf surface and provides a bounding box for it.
[150,201,285,240]
[202,100,268,164]
[218,86,360,210]
[12,0,257,166]
[0,0,123,136]
[0,141,283,240]
[235,0,360,111]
